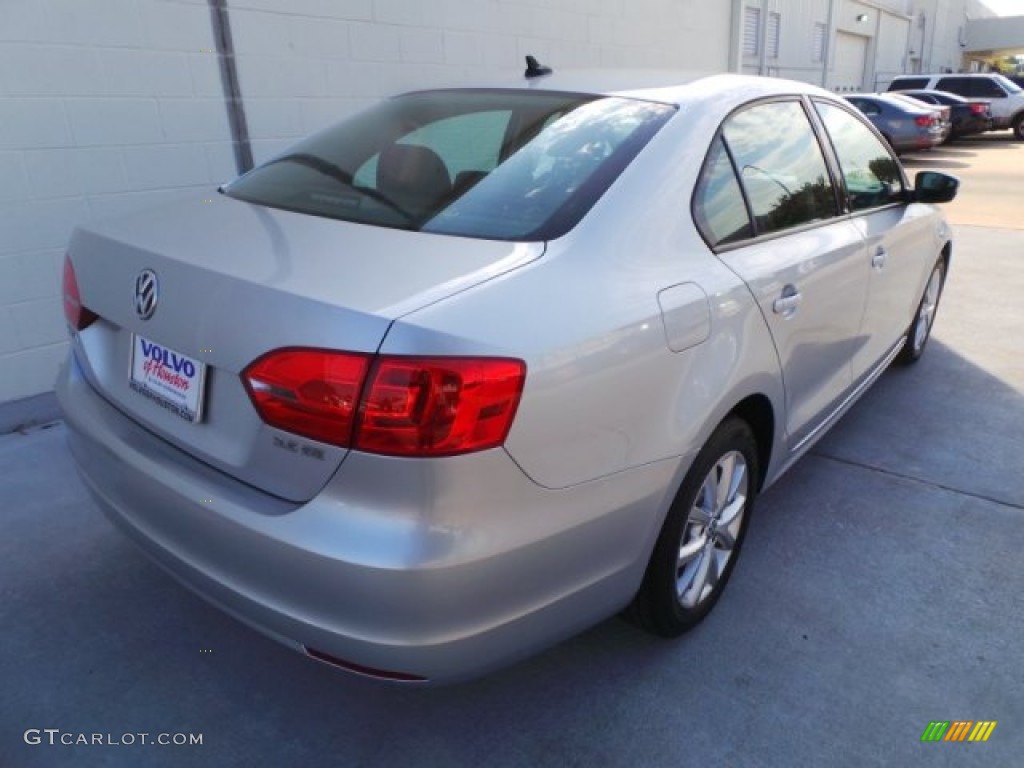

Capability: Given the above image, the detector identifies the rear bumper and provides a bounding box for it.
[952,116,992,136]
[57,352,678,683]
[894,133,943,151]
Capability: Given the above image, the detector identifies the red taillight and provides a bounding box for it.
[62,254,98,331]
[914,115,934,127]
[970,103,986,115]
[242,349,526,457]
[358,356,525,456]
[242,349,371,447]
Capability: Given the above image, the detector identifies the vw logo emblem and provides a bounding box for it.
[134,269,159,321]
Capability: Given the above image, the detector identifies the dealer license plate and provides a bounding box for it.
[129,334,207,423]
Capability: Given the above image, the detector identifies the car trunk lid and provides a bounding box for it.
[67,194,541,501]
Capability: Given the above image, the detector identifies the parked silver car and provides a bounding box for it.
[58,69,958,683]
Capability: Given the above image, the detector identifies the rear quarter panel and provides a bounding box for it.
[379,107,785,492]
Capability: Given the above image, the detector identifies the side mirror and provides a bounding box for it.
[913,171,959,204]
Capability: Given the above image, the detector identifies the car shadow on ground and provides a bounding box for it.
[900,155,969,169]
[902,131,1020,168]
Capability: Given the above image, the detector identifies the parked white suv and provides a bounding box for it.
[888,73,1024,138]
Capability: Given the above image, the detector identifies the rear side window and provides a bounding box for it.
[847,97,881,116]
[224,89,674,241]
[889,78,929,91]
[814,101,905,211]
[721,100,838,236]
[692,137,753,247]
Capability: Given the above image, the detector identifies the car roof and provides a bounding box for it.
[900,89,969,101]
[847,92,934,113]
[894,73,998,79]
[404,71,838,108]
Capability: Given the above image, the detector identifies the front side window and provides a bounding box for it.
[722,100,838,236]
[935,77,974,97]
[814,100,905,211]
[224,90,674,241]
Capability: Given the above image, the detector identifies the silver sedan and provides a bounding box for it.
[57,69,958,683]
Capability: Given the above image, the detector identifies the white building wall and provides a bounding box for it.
[0,0,236,404]
[740,0,832,84]
[227,0,736,165]
[874,10,913,88]
[965,13,1024,60]
[0,0,995,407]
[740,0,910,92]
[832,0,912,91]
[911,0,996,74]
[0,0,733,406]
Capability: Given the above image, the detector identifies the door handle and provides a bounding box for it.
[772,285,802,317]
[872,246,888,269]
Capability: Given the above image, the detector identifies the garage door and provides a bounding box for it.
[832,32,868,91]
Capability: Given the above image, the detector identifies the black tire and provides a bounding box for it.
[895,258,946,366]
[630,417,759,637]
[1013,114,1024,141]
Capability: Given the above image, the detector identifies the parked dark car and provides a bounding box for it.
[897,89,992,139]
[845,93,946,152]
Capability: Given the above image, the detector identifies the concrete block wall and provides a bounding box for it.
[0,0,236,403]
[228,0,735,164]
[0,0,733,405]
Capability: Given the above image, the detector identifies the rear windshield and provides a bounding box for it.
[224,89,675,241]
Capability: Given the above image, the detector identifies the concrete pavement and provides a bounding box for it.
[1,137,1022,768]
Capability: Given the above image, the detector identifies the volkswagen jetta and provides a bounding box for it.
[57,69,958,683]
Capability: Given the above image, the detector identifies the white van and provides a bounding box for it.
[888,73,1024,138]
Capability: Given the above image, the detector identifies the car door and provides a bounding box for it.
[812,99,938,380]
[698,99,869,449]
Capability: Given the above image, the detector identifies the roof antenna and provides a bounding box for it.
[524,55,552,79]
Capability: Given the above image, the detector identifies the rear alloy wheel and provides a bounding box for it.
[631,418,759,637]
[896,259,945,365]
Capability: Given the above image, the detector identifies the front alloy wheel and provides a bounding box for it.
[631,417,759,637]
